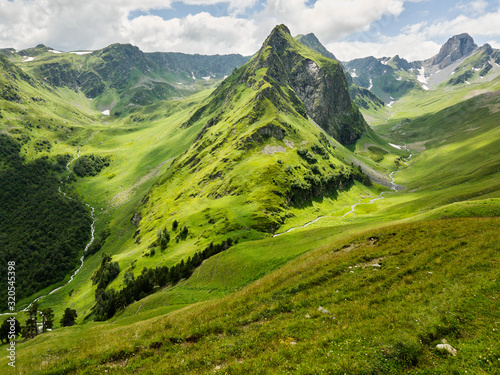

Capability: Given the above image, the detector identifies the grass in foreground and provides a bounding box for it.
[4,217,499,374]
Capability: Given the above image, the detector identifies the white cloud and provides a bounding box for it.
[0,0,499,62]
[258,0,407,42]
[456,0,488,16]
[328,3,500,61]
[125,12,259,54]
[328,34,441,61]
[0,0,259,52]
[422,9,500,39]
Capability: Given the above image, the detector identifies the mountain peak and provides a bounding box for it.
[262,24,293,53]
[431,33,477,69]
[295,33,337,61]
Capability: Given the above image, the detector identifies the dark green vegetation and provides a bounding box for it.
[134,24,371,252]
[0,317,20,344]
[73,154,111,177]
[60,308,78,327]
[0,135,90,309]
[0,24,499,375]
[92,239,233,321]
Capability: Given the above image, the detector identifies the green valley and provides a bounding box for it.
[0,23,499,375]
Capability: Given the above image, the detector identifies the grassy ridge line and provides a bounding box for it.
[4,217,499,374]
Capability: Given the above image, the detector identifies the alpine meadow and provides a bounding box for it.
[0,9,499,375]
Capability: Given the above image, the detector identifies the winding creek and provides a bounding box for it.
[22,133,97,311]
[273,149,414,237]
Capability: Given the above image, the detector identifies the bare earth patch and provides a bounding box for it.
[261,145,287,155]
[111,159,172,208]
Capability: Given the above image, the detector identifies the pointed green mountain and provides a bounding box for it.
[132,25,370,246]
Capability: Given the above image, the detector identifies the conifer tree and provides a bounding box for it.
[60,307,77,327]
[24,302,38,339]
[41,307,54,332]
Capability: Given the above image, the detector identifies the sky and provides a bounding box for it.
[1,0,500,61]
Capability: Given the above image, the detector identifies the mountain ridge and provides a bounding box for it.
[133,24,371,248]
[344,33,500,100]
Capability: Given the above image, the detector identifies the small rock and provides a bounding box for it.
[371,263,381,268]
[215,365,221,370]
[318,306,330,315]
[436,339,457,356]
[305,314,311,318]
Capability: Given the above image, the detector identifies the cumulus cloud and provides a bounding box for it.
[456,0,488,16]
[258,0,406,42]
[0,0,259,52]
[422,9,500,39]
[327,2,500,61]
[0,0,417,54]
[124,12,259,54]
[0,0,499,61]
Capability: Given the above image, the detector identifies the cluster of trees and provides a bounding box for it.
[289,164,370,207]
[0,303,77,344]
[73,154,111,177]
[93,238,234,321]
[0,135,91,311]
[91,253,120,290]
[150,220,189,252]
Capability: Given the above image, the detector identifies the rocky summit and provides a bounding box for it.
[430,33,478,69]
[259,25,367,144]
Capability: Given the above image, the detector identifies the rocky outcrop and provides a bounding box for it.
[430,33,478,69]
[259,25,367,144]
[295,33,338,61]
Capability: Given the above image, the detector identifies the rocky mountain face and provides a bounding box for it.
[344,55,419,102]
[261,25,367,144]
[148,52,249,79]
[295,33,337,61]
[429,33,478,69]
[294,34,384,110]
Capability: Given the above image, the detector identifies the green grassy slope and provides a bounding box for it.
[130,24,372,269]
[372,91,500,217]
[14,44,246,117]
[13,90,215,322]
[4,217,498,374]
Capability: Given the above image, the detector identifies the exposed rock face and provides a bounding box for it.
[259,25,367,144]
[431,33,478,69]
[295,33,338,61]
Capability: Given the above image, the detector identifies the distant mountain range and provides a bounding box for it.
[343,33,500,102]
[4,31,495,114]
[0,44,249,115]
